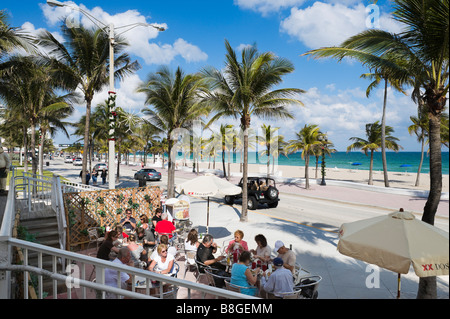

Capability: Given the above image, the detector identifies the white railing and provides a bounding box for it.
[4,238,256,299]
[0,167,257,299]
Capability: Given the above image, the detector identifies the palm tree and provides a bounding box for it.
[202,40,304,221]
[347,121,402,185]
[0,9,35,59]
[285,124,322,190]
[361,67,409,187]
[258,124,285,178]
[38,24,140,185]
[303,1,448,297]
[138,66,209,197]
[0,56,72,175]
[408,102,430,187]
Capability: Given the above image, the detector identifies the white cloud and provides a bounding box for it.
[234,0,308,15]
[280,2,403,48]
[39,2,207,65]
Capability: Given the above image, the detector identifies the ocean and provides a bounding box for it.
[169,151,449,175]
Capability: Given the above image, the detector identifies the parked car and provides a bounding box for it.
[134,168,162,181]
[64,156,73,163]
[224,177,279,209]
[73,158,83,166]
[93,163,108,172]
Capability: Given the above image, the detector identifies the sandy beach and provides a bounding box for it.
[179,161,449,193]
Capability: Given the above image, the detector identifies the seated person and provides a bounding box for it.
[261,258,294,299]
[104,248,133,299]
[151,208,163,234]
[126,234,146,267]
[259,180,268,191]
[120,209,136,232]
[273,240,296,274]
[154,213,176,239]
[230,251,260,296]
[114,225,129,245]
[97,230,120,260]
[226,230,249,254]
[196,234,226,273]
[150,235,177,260]
[136,226,156,250]
[148,244,174,275]
[250,234,271,263]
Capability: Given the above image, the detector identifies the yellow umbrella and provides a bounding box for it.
[338,209,449,298]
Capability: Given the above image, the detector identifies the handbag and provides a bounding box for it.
[0,167,7,178]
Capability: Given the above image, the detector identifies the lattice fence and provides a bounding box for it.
[63,186,162,250]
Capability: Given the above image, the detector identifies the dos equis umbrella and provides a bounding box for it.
[338,209,449,298]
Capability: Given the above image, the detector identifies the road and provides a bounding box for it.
[47,157,449,232]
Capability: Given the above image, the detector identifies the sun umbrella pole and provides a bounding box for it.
[397,273,401,299]
[206,196,210,234]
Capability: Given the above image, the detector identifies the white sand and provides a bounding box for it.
[181,161,449,193]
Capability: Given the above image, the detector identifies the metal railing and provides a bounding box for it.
[0,167,257,299]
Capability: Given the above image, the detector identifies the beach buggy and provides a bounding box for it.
[224,177,279,209]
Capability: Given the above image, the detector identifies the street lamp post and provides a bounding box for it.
[47,0,165,189]
[320,137,328,186]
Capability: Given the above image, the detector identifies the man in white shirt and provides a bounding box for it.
[104,247,133,299]
[261,257,294,298]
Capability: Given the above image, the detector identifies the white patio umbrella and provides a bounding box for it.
[337,209,449,298]
[175,174,242,233]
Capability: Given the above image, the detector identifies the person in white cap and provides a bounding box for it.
[0,141,11,196]
[273,240,296,274]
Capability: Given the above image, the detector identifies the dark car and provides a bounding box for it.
[134,168,162,181]
[224,177,279,210]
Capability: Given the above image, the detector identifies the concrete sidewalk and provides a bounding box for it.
[184,195,449,299]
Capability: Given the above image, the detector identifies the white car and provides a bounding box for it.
[73,158,83,166]
[64,156,73,163]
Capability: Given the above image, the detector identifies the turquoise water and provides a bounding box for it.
[275,151,449,175]
[151,151,449,175]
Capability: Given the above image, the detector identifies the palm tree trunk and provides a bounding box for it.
[304,153,310,189]
[38,128,45,176]
[116,139,121,183]
[222,148,227,179]
[267,144,271,178]
[417,112,442,299]
[369,150,374,185]
[314,155,319,179]
[167,135,175,198]
[23,127,28,172]
[81,99,92,185]
[415,136,425,187]
[241,115,250,222]
[381,78,390,187]
[30,123,38,175]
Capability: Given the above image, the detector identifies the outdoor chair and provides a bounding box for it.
[295,275,322,299]
[293,263,311,285]
[150,285,179,299]
[224,278,259,297]
[87,227,105,251]
[204,267,230,288]
[170,262,180,278]
[193,256,211,284]
[267,290,301,299]
[183,250,197,279]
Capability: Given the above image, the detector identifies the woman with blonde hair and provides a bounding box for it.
[148,244,174,275]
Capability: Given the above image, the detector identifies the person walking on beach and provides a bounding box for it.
[101,168,107,185]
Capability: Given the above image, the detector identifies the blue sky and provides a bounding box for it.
[4,0,448,151]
